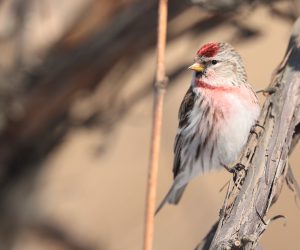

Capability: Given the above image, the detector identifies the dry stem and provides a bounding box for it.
[143,1,168,250]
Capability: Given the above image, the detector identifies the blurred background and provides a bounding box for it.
[0,0,300,249]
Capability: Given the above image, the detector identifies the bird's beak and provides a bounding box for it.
[188,62,205,73]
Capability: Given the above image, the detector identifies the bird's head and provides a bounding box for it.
[189,42,247,88]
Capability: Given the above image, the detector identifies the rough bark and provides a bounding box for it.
[196,16,300,250]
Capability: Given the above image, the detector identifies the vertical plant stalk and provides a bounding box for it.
[143,1,168,250]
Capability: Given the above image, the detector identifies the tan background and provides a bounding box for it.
[5,2,300,250]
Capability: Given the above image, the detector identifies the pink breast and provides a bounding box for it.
[199,82,258,116]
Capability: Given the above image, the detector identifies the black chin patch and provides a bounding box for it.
[195,72,203,78]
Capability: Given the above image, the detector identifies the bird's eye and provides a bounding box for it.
[211,60,218,65]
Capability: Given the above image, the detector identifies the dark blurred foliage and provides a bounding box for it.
[0,0,298,249]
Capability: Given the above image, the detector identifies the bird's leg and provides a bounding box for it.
[222,163,245,174]
[222,162,247,189]
[222,163,246,189]
[250,122,265,138]
[256,87,277,96]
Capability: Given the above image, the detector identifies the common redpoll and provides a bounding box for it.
[156,42,260,213]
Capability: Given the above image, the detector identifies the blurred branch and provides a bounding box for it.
[0,1,192,246]
[143,0,168,250]
[0,0,192,185]
[191,0,300,20]
[191,0,251,12]
[196,16,300,250]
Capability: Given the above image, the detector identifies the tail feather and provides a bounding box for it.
[155,184,187,215]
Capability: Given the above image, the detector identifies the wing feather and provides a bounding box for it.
[173,87,196,178]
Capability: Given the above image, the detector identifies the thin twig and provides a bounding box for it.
[143,1,168,250]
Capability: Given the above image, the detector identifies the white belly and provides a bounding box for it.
[215,93,260,166]
[174,89,260,189]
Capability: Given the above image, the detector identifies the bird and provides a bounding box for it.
[156,42,260,214]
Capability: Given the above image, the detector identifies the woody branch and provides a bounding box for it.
[196,16,300,250]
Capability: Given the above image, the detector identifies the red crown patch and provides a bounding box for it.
[197,43,219,57]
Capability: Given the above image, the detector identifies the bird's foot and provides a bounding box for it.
[222,163,245,174]
[250,122,264,138]
[256,87,276,96]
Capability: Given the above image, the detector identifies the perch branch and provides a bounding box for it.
[143,1,168,250]
[196,16,300,250]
